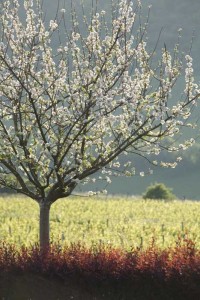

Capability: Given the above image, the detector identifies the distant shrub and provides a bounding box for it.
[143,183,175,200]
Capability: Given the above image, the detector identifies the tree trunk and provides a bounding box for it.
[39,202,51,251]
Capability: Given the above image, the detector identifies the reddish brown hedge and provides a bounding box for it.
[0,237,200,299]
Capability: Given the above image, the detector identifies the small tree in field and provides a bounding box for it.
[143,183,175,200]
[0,0,199,250]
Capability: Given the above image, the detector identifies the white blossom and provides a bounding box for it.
[49,20,58,31]
[0,0,198,200]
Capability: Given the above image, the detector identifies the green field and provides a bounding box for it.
[1,195,200,249]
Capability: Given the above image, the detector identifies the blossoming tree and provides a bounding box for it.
[0,0,199,249]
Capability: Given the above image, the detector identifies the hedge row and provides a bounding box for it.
[0,237,200,299]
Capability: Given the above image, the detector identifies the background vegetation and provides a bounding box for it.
[1,195,200,249]
[143,183,176,200]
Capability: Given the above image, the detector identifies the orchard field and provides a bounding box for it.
[1,195,200,249]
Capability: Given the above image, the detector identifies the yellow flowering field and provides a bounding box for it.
[1,195,200,249]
